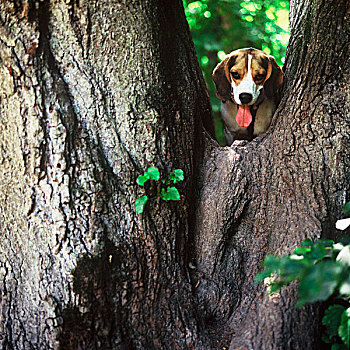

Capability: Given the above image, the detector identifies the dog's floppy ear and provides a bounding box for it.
[212,54,236,101]
[264,55,283,104]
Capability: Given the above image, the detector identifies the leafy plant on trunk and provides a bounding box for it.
[135,167,184,213]
[256,202,350,349]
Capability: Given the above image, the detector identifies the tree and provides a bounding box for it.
[194,0,350,348]
[0,1,348,350]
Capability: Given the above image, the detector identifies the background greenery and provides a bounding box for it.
[183,0,290,144]
[255,235,350,349]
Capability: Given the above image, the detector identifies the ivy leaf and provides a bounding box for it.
[322,333,332,344]
[301,239,314,247]
[322,304,346,339]
[317,239,334,248]
[339,308,350,347]
[331,344,348,350]
[170,169,184,183]
[160,187,180,201]
[255,269,274,284]
[135,195,148,214]
[297,261,342,307]
[343,202,350,216]
[279,258,309,281]
[146,167,160,181]
[308,244,327,261]
[255,255,282,284]
[136,175,149,186]
[174,169,184,180]
[269,280,288,293]
[293,247,311,256]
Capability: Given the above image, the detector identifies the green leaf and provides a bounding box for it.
[293,242,327,263]
[135,195,148,214]
[269,280,288,293]
[279,258,309,280]
[297,261,343,307]
[308,244,326,261]
[255,255,286,285]
[301,239,314,247]
[169,169,184,184]
[263,254,280,266]
[146,166,160,181]
[255,269,274,283]
[331,344,348,350]
[294,247,311,256]
[173,169,184,182]
[322,304,346,339]
[317,239,335,248]
[339,308,350,346]
[322,333,332,344]
[136,175,149,186]
[160,187,180,201]
[160,188,166,200]
[343,202,350,215]
[166,187,181,201]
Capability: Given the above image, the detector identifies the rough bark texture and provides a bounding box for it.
[0,0,349,350]
[194,0,350,349]
[0,1,211,349]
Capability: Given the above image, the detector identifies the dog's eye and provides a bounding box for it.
[231,72,240,79]
[255,73,266,81]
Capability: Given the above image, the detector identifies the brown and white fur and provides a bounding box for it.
[212,47,283,145]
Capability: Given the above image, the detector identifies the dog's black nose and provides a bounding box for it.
[239,93,253,105]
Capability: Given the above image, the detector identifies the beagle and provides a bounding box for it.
[212,48,283,145]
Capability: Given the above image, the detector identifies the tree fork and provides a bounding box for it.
[0,0,349,349]
[194,0,350,349]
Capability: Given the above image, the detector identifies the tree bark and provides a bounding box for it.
[194,0,350,349]
[0,1,212,349]
[0,0,349,350]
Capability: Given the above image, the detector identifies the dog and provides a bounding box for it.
[212,48,283,145]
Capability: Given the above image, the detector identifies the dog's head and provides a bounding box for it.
[212,48,283,106]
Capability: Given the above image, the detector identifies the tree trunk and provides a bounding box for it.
[0,1,349,350]
[0,1,212,348]
[194,0,350,349]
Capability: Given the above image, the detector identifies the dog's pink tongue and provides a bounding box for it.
[236,105,252,127]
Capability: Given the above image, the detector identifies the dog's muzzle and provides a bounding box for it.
[239,93,253,105]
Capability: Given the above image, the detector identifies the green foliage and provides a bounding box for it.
[322,306,350,349]
[297,260,342,307]
[339,308,350,347]
[136,166,160,186]
[343,202,350,216]
[256,239,350,304]
[169,169,184,183]
[160,187,181,201]
[135,195,148,214]
[256,236,350,348]
[183,0,290,144]
[135,167,184,214]
[322,305,346,340]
